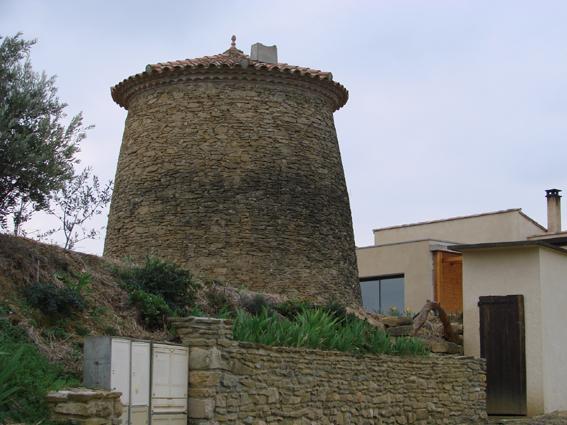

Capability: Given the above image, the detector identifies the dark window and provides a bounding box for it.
[360,275,404,314]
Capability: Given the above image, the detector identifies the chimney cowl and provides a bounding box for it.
[546,188,562,233]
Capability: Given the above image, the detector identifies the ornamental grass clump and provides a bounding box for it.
[233,307,428,356]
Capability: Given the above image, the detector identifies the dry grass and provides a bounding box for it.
[0,234,167,374]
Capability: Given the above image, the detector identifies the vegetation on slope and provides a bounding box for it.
[0,233,430,423]
[0,307,79,424]
[232,304,429,356]
[116,256,200,330]
[0,234,167,375]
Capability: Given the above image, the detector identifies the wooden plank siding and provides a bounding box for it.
[433,251,463,313]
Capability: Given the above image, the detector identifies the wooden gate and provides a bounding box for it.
[479,295,526,416]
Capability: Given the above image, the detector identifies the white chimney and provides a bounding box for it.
[546,189,562,233]
[250,43,278,64]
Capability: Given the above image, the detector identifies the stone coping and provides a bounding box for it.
[46,387,122,402]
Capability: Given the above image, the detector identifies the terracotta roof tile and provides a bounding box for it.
[148,46,334,81]
[111,41,347,110]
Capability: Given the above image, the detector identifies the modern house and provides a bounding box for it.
[356,207,546,314]
[357,189,567,416]
[454,190,567,416]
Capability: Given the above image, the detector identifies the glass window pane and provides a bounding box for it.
[380,276,404,314]
[360,280,380,314]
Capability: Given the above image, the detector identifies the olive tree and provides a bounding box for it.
[46,167,113,250]
[0,33,89,228]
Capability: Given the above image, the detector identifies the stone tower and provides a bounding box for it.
[104,37,361,305]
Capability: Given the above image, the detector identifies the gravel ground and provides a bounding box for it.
[489,411,567,424]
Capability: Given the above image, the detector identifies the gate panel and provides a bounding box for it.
[479,295,526,416]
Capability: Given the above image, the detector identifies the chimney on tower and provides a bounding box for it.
[250,43,278,64]
[545,189,562,233]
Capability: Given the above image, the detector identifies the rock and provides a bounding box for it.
[386,325,414,337]
[381,316,413,327]
[418,336,463,354]
[451,323,464,334]
[346,307,386,331]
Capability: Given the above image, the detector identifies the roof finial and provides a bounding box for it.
[231,35,236,48]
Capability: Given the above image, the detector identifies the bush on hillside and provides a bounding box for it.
[23,281,86,318]
[0,310,79,423]
[118,257,199,329]
[241,294,269,315]
[129,290,173,330]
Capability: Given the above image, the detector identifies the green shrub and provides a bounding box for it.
[233,307,429,356]
[129,289,174,330]
[0,317,79,423]
[119,257,198,315]
[23,281,86,318]
[205,286,236,316]
[74,324,90,337]
[188,306,206,317]
[103,326,118,336]
[55,271,92,294]
[274,300,313,319]
[41,326,69,340]
[241,294,269,315]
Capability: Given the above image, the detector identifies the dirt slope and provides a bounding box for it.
[0,234,166,374]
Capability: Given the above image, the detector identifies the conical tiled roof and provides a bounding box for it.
[111,37,348,110]
[149,44,333,79]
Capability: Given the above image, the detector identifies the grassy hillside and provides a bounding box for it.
[0,234,167,374]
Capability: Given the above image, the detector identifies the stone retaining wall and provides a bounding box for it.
[174,316,487,425]
[46,388,122,425]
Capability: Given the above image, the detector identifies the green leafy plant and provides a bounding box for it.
[233,307,428,356]
[0,346,24,410]
[274,300,314,319]
[102,326,118,336]
[129,289,173,330]
[0,33,89,230]
[188,307,206,317]
[242,294,269,315]
[119,257,198,315]
[41,326,69,340]
[74,323,90,337]
[0,317,79,423]
[55,271,92,295]
[23,281,86,318]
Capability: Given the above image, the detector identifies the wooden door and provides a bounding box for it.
[434,251,463,313]
[479,295,526,416]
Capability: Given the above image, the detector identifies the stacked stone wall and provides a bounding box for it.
[174,317,487,425]
[104,76,360,305]
[47,388,122,425]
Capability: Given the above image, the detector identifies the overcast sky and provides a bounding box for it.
[2,0,567,254]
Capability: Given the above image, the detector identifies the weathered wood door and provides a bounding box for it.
[478,295,527,416]
[434,251,463,313]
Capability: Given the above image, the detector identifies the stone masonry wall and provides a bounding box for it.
[104,73,360,305]
[47,388,122,425]
[173,317,487,425]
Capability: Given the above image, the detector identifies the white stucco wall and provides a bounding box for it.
[374,210,545,245]
[356,240,434,313]
[539,249,567,413]
[462,247,544,415]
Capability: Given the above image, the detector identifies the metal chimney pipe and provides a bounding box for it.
[545,189,562,233]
